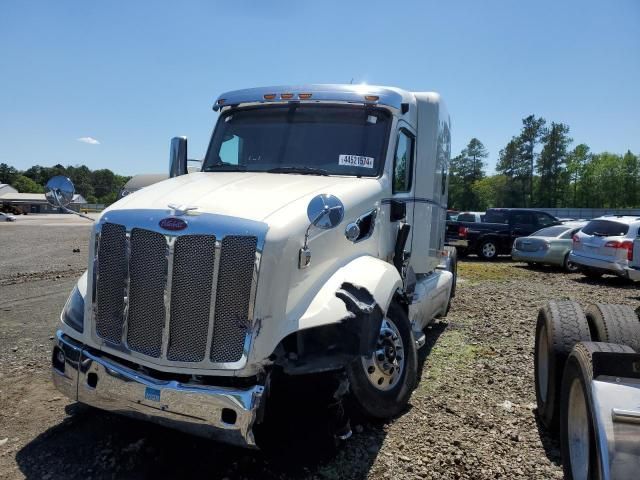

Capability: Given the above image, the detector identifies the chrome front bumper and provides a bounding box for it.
[51,331,264,447]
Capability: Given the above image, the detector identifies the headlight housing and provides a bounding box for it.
[61,284,84,333]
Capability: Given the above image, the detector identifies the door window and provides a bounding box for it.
[393,130,414,193]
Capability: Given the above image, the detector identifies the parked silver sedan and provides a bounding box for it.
[512,222,586,272]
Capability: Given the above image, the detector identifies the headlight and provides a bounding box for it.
[61,284,84,333]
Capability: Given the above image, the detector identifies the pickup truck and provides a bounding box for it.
[446,208,561,260]
[44,84,457,448]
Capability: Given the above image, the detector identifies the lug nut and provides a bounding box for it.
[368,366,375,374]
[377,353,385,361]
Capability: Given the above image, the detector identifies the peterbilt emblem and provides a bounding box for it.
[159,217,187,231]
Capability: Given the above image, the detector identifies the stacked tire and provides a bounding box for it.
[534,300,640,479]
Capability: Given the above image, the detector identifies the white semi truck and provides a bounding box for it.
[46,84,456,447]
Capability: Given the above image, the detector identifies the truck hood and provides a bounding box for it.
[108,171,382,223]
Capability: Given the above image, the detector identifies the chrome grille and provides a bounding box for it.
[92,218,260,369]
[168,235,216,362]
[126,228,168,358]
[211,236,258,363]
[95,223,126,344]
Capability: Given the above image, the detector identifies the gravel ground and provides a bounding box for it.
[1,221,638,479]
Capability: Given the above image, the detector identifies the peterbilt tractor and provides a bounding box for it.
[46,84,456,448]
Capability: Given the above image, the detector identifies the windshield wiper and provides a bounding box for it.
[266,166,330,176]
[202,162,247,172]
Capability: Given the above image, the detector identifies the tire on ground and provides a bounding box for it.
[585,303,640,352]
[346,302,418,419]
[478,239,498,260]
[560,341,635,480]
[535,300,591,432]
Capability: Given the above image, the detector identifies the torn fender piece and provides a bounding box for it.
[335,282,384,356]
[276,281,387,375]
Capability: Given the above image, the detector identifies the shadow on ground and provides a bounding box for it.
[16,323,448,480]
[532,412,563,468]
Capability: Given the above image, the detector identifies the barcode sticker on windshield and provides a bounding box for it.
[339,155,374,168]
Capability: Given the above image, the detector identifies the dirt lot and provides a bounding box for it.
[1,220,638,479]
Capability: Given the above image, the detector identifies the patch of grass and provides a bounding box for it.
[458,260,533,283]
[418,329,477,393]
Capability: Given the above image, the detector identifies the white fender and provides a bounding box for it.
[297,256,403,332]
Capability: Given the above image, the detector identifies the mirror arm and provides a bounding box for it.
[51,189,94,222]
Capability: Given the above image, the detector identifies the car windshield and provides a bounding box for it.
[202,105,392,177]
[531,226,570,237]
[582,219,629,237]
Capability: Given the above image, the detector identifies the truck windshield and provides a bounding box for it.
[202,105,391,177]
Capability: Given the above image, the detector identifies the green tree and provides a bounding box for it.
[496,137,522,207]
[536,122,571,207]
[449,138,488,210]
[621,150,639,207]
[565,144,590,206]
[0,163,18,184]
[472,175,509,210]
[517,115,546,207]
[11,175,44,193]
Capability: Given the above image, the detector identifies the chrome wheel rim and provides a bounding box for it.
[482,243,496,258]
[361,317,405,391]
[568,377,590,480]
[537,324,549,402]
[567,260,578,272]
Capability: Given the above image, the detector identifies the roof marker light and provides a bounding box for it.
[298,93,312,99]
[364,95,379,102]
[217,99,225,105]
[281,93,294,99]
[263,93,276,100]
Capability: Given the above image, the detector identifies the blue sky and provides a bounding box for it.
[1,0,638,176]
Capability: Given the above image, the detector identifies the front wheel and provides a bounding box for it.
[346,302,418,419]
[479,240,498,260]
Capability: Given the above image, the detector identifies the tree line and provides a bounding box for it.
[0,163,130,205]
[449,115,639,211]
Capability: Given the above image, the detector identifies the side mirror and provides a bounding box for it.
[390,200,406,222]
[45,175,75,208]
[44,175,94,222]
[169,136,188,177]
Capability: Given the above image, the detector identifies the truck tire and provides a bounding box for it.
[584,303,640,352]
[478,240,498,260]
[346,301,418,419]
[535,301,591,432]
[560,342,635,480]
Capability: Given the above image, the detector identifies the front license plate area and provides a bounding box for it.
[144,387,161,402]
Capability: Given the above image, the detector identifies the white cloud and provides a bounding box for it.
[77,136,100,145]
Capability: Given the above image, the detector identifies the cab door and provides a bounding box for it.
[389,126,417,271]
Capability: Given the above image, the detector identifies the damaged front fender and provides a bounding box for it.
[276,256,402,374]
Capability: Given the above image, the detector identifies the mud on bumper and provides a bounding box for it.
[51,331,264,447]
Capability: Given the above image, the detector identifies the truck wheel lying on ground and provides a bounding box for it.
[535,301,640,479]
[534,300,591,430]
[560,341,637,480]
[584,303,640,352]
[44,84,457,449]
